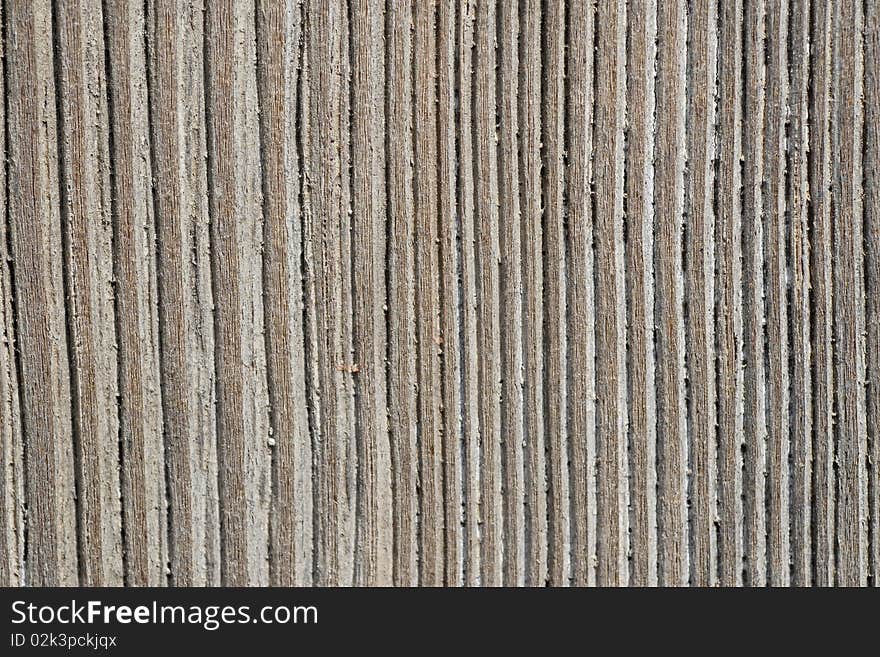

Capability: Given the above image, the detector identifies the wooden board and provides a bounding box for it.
[0,0,877,586]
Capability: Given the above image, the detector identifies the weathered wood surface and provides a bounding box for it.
[1,0,878,586]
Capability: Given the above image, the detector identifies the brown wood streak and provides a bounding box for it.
[387,0,418,586]
[715,0,745,587]
[625,0,658,589]
[437,0,464,587]
[741,0,768,587]
[684,0,717,587]
[255,0,311,586]
[594,0,627,587]
[831,0,868,586]
[788,0,813,587]
[147,0,194,585]
[498,0,526,587]
[413,0,444,587]
[350,0,391,587]
[808,0,835,587]
[541,0,569,587]
[473,0,503,587]
[654,0,688,586]
[763,0,791,587]
[456,0,481,586]
[565,0,595,588]
[518,0,547,587]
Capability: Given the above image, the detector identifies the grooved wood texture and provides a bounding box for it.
[1,0,878,587]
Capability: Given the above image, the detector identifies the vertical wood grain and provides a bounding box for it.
[0,0,876,588]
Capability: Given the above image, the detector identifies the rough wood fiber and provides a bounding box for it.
[715,0,745,587]
[625,0,658,587]
[54,0,123,586]
[104,0,166,587]
[684,0,717,587]
[2,0,879,587]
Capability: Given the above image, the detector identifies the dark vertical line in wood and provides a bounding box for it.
[0,0,8,585]
[565,0,595,588]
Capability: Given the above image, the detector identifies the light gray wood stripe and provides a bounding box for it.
[205,0,272,586]
[147,0,221,586]
[255,0,315,586]
[181,0,221,587]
